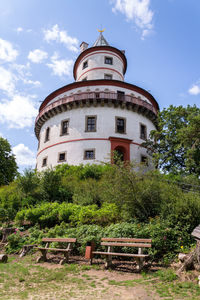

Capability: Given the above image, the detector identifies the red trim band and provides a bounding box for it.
[37,138,143,157]
[77,67,124,81]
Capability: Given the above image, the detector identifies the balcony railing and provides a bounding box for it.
[35,92,158,124]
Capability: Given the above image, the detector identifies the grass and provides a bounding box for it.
[0,255,200,299]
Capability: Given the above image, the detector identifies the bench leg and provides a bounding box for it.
[37,249,47,263]
[60,252,69,265]
[90,257,93,265]
[105,246,113,269]
[105,255,112,269]
[136,258,143,271]
[136,247,143,271]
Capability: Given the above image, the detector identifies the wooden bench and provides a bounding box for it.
[91,238,152,270]
[35,238,76,265]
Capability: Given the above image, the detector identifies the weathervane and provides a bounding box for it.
[98,25,105,33]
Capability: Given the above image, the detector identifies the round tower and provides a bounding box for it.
[35,32,159,171]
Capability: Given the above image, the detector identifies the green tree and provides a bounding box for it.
[0,137,18,186]
[145,105,200,175]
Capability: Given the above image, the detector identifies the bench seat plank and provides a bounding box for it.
[101,242,151,248]
[102,238,152,243]
[35,247,71,252]
[42,238,76,243]
[92,251,148,258]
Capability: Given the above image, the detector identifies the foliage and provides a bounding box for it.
[6,219,193,260]
[144,105,200,175]
[0,182,21,224]
[6,230,26,254]
[15,202,120,228]
[0,137,18,186]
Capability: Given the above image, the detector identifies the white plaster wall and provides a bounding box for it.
[46,85,152,107]
[37,106,156,171]
[76,50,124,82]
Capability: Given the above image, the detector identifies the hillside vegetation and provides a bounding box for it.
[0,161,200,261]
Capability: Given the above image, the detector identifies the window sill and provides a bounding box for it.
[115,131,127,134]
[60,133,69,136]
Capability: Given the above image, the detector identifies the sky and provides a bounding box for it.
[0,0,199,172]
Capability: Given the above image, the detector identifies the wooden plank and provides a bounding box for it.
[42,238,76,243]
[92,251,148,258]
[35,247,71,252]
[101,242,151,248]
[102,238,152,243]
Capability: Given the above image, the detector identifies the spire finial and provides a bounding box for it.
[97,28,105,33]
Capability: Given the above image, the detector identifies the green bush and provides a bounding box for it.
[6,230,26,254]
[15,202,120,228]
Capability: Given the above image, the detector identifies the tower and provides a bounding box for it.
[35,32,159,170]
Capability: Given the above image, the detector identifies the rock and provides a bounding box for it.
[0,254,8,263]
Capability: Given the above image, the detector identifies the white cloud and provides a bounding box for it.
[0,66,16,95]
[0,38,18,62]
[47,53,73,77]
[24,79,41,86]
[0,94,38,128]
[188,83,200,95]
[28,49,48,63]
[16,27,23,33]
[44,24,79,52]
[111,0,154,39]
[12,143,36,166]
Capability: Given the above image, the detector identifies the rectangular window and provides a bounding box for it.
[115,117,126,134]
[82,77,87,81]
[141,155,148,166]
[42,157,47,167]
[85,116,97,132]
[61,119,69,135]
[44,127,50,142]
[105,57,113,65]
[104,74,112,80]
[84,149,95,160]
[82,60,88,69]
[140,124,147,140]
[58,152,66,162]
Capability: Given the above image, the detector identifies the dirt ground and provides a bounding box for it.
[1,254,200,300]
[27,261,160,300]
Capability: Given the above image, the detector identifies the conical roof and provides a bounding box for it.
[93,32,109,47]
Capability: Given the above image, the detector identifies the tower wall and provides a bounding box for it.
[76,50,124,81]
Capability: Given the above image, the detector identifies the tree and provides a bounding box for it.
[0,137,18,186]
[144,105,200,175]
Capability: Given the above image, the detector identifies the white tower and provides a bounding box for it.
[35,32,159,170]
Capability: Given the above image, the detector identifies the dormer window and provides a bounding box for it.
[105,57,113,65]
[104,74,112,80]
[82,60,88,69]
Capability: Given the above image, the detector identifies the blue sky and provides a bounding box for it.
[0,0,199,172]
